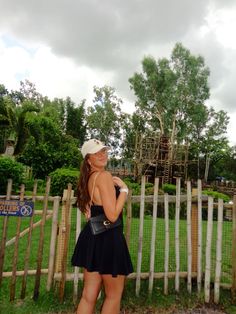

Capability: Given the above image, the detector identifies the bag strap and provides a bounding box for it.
[89,172,101,207]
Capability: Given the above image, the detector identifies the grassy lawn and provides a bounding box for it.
[0,201,235,313]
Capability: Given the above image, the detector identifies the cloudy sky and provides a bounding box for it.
[0,0,236,144]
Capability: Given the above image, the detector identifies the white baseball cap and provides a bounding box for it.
[81,139,109,158]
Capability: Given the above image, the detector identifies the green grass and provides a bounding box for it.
[0,202,234,313]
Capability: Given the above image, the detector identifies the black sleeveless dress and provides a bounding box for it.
[71,187,133,277]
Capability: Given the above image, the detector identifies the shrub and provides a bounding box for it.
[0,156,25,194]
[162,183,176,195]
[49,168,79,196]
[202,190,230,202]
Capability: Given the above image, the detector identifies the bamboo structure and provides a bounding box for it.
[135,175,145,296]
[134,134,190,183]
[73,208,81,304]
[125,189,132,248]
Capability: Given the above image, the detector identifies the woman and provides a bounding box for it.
[71,139,133,314]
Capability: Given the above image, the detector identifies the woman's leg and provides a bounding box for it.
[101,275,125,314]
[76,269,102,314]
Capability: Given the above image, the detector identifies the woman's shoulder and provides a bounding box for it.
[97,170,112,181]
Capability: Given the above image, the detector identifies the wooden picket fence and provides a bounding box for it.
[0,176,236,305]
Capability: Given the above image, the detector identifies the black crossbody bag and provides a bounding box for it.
[88,172,121,235]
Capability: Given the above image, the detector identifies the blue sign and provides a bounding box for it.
[0,200,34,217]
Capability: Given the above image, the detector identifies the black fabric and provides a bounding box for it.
[71,187,133,277]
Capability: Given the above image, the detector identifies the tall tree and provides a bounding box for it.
[86,86,123,154]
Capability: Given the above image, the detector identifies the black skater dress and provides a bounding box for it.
[71,187,133,277]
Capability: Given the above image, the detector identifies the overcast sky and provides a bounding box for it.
[0,0,236,144]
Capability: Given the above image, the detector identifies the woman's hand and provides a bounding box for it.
[112,176,128,189]
[85,207,91,220]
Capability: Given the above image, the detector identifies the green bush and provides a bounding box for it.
[202,190,230,202]
[49,167,79,196]
[0,156,25,194]
[162,183,176,195]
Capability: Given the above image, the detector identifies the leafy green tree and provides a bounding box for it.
[129,43,210,144]
[86,86,123,154]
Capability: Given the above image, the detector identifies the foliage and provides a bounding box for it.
[0,156,24,193]
[162,183,176,195]
[202,189,230,202]
[49,167,79,196]
[86,86,123,154]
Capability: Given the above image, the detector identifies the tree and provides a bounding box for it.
[129,43,210,144]
[86,86,123,154]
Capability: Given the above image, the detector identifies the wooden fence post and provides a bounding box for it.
[191,188,198,274]
[164,193,169,295]
[197,179,203,293]
[33,177,51,300]
[46,196,60,291]
[204,196,214,303]
[214,198,223,303]
[10,184,25,301]
[187,181,192,293]
[135,175,145,296]
[59,184,73,301]
[148,177,159,294]
[125,189,132,249]
[0,179,12,287]
[175,177,181,292]
[232,194,236,301]
[21,180,37,299]
[73,208,81,304]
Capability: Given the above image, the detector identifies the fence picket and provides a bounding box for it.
[0,179,12,286]
[10,184,25,301]
[21,181,37,299]
[148,177,159,294]
[73,208,81,303]
[187,181,192,293]
[214,198,223,303]
[232,194,236,301]
[164,193,169,295]
[46,196,60,291]
[175,178,181,292]
[135,175,145,296]
[59,184,73,301]
[204,196,214,303]
[197,179,203,293]
[33,177,51,300]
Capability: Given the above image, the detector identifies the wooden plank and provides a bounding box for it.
[197,179,203,293]
[125,189,132,248]
[0,179,12,287]
[10,184,25,301]
[21,181,37,299]
[33,177,51,300]
[232,194,236,301]
[73,207,82,304]
[187,181,192,293]
[204,196,214,303]
[46,196,60,291]
[148,177,159,294]
[175,177,181,292]
[135,175,145,296]
[214,198,223,303]
[164,193,169,295]
[59,184,73,301]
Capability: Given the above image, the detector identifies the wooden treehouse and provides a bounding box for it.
[134,134,190,184]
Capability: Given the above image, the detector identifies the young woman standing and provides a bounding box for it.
[71,139,133,314]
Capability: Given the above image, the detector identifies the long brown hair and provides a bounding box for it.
[77,155,91,213]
